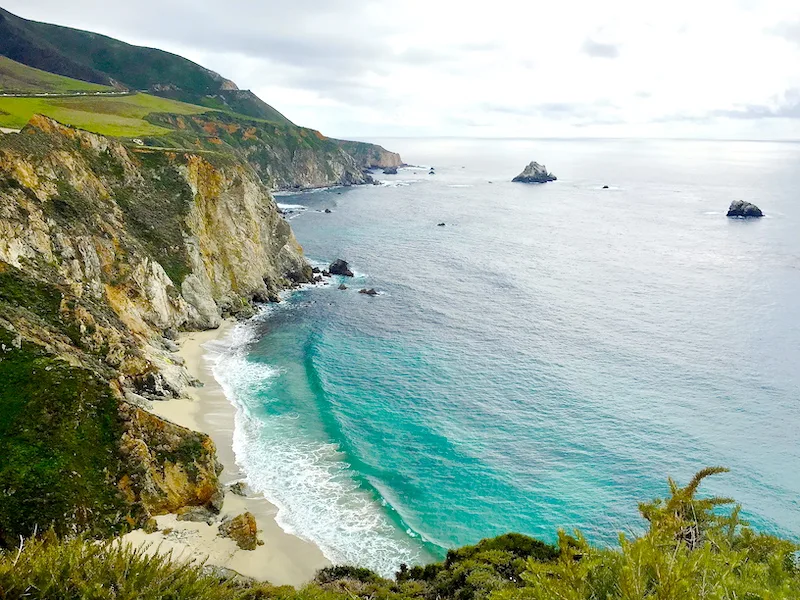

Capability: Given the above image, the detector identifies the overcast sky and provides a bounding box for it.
[8,1,800,139]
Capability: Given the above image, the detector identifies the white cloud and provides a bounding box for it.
[6,0,800,138]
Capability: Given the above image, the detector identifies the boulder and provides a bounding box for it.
[177,505,217,525]
[329,259,354,277]
[727,200,763,218]
[383,167,398,175]
[228,482,247,497]
[218,512,261,551]
[359,288,379,296]
[324,208,332,213]
[437,222,446,227]
[512,161,557,183]
[338,283,348,290]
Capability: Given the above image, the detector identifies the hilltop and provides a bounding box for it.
[0,6,290,122]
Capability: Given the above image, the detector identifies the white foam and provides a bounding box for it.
[277,203,308,211]
[205,305,424,576]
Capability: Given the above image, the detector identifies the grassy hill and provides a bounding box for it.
[0,92,207,136]
[0,55,110,94]
[0,6,292,123]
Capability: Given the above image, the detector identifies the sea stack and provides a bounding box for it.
[727,200,764,218]
[329,259,354,277]
[512,162,557,183]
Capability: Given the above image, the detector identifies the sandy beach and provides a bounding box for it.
[122,321,330,586]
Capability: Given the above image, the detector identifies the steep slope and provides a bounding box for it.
[0,116,312,544]
[0,55,111,93]
[0,6,291,123]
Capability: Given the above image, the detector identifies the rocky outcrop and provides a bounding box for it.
[383,167,398,175]
[0,115,313,542]
[144,112,402,191]
[512,162,557,183]
[329,259,354,277]
[119,405,223,517]
[218,512,261,550]
[727,200,763,218]
[335,140,404,170]
[359,288,379,296]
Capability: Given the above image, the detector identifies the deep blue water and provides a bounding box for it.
[210,138,800,575]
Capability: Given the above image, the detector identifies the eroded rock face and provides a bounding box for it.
[727,200,764,218]
[512,162,557,183]
[119,406,224,517]
[218,512,261,550]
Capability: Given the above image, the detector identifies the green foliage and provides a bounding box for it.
[0,471,797,599]
[0,55,110,94]
[495,469,800,600]
[113,150,194,284]
[0,328,132,547]
[0,92,207,136]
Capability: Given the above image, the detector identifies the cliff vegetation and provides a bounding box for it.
[0,469,796,599]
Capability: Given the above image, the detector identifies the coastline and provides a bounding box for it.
[122,320,330,586]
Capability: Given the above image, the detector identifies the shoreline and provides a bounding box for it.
[122,319,330,586]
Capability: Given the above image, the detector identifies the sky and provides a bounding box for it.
[7,0,800,139]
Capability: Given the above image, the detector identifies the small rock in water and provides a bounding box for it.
[602,185,609,189]
[727,200,764,218]
[322,270,331,277]
[324,208,332,213]
[338,283,348,290]
[359,288,379,296]
[437,222,446,227]
[512,161,557,183]
[329,259,354,277]
[312,267,321,274]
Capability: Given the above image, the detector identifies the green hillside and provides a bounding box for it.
[0,55,110,93]
[0,92,207,136]
[0,6,292,124]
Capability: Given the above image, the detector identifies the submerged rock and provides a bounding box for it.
[218,512,261,551]
[338,283,348,290]
[512,161,557,183]
[727,200,764,218]
[329,259,354,277]
[359,288,379,296]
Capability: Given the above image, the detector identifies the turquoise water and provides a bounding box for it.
[211,138,800,575]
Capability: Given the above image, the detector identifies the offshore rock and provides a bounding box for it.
[727,200,764,218]
[383,166,398,175]
[329,259,354,277]
[359,288,379,296]
[512,161,557,183]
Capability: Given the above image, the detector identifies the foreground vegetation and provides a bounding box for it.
[0,469,796,599]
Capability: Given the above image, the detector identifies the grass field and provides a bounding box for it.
[0,93,209,137]
[0,56,111,94]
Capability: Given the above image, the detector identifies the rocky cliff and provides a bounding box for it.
[144,112,399,191]
[0,116,312,545]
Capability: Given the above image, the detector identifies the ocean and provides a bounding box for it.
[207,137,800,576]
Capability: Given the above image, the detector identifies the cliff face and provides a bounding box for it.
[334,139,404,170]
[0,116,311,545]
[144,112,401,190]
